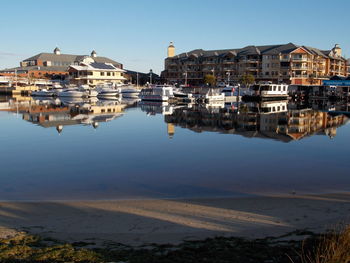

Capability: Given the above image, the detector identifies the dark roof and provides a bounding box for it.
[172,43,300,59]
[263,43,299,55]
[169,43,347,61]
[23,53,79,62]
[0,65,69,73]
[22,52,122,67]
[90,62,115,70]
[303,46,328,58]
[93,56,122,67]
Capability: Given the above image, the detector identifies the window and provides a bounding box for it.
[278,86,281,91]
[100,72,104,76]
[107,72,111,76]
[101,109,105,113]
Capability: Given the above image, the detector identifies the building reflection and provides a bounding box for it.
[164,101,349,142]
[0,96,130,133]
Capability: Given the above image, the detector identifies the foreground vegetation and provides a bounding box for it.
[0,226,349,263]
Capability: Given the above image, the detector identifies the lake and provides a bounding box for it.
[0,96,349,201]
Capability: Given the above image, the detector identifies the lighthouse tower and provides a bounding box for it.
[167,42,175,58]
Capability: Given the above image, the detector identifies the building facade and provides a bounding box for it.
[68,59,125,86]
[0,48,123,81]
[161,43,348,86]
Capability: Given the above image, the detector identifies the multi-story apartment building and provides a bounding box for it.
[162,43,348,86]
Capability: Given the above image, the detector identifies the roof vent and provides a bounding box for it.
[54,47,61,55]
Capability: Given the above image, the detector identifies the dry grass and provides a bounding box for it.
[300,225,350,263]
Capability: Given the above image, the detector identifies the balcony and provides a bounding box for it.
[292,75,309,78]
[291,65,310,70]
[280,57,290,62]
[291,57,309,62]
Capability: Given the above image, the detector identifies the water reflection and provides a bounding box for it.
[0,95,139,133]
[1,96,349,141]
[0,95,350,200]
[162,101,349,142]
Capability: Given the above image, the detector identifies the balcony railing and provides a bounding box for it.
[291,66,310,70]
[292,75,309,78]
[291,57,309,62]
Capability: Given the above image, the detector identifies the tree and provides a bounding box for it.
[203,74,216,86]
[240,73,255,88]
[308,73,318,85]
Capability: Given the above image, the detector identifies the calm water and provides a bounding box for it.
[0,96,349,201]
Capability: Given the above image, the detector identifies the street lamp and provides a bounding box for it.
[226,71,230,86]
[136,72,139,88]
[149,69,153,85]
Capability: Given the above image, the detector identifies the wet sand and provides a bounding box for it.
[0,193,350,246]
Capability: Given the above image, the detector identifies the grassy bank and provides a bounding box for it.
[0,227,349,263]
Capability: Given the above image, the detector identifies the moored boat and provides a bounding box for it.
[249,82,289,99]
[58,89,86,98]
[120,87,140,98]
[140,85,174,101]
[97,87,119,98]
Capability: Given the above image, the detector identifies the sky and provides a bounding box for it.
[0,0,349,74]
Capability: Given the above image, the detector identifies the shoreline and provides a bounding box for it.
[0,192,349,246]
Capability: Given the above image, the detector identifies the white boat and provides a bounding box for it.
[140,85,174,101]
[250,82,289,99]
[78,85,98,97]
[58,89,86,98]
[97,87,119,98]
[204,88,225,102]
[121,87,140,98]
[31,89,55,97]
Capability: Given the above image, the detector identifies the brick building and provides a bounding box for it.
[161,43,348,86]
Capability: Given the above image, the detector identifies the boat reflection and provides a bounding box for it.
[164,101,350,142]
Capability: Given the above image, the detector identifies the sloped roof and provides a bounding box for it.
[69,62,124,72]
[0,65,69,73]
[22,52,122,67]
[172,43,300,59]
[303,46,328,58]
[169,43,348,62]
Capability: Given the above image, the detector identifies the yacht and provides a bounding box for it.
[120,86,140,98]
[78,85,98,97]
[203,88,225,102]
[250,82,289,99]
[58,88,86,98]
[140,85,174,101]
[97,87,119,98]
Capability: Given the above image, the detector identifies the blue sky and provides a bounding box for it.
[0,0,349,74]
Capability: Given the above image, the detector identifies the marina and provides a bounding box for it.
[0,94,349,201]
[1,1,350,262]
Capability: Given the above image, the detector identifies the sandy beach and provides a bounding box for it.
[0,193,349,246]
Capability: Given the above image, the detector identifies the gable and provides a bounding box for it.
[290,47,311,55]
